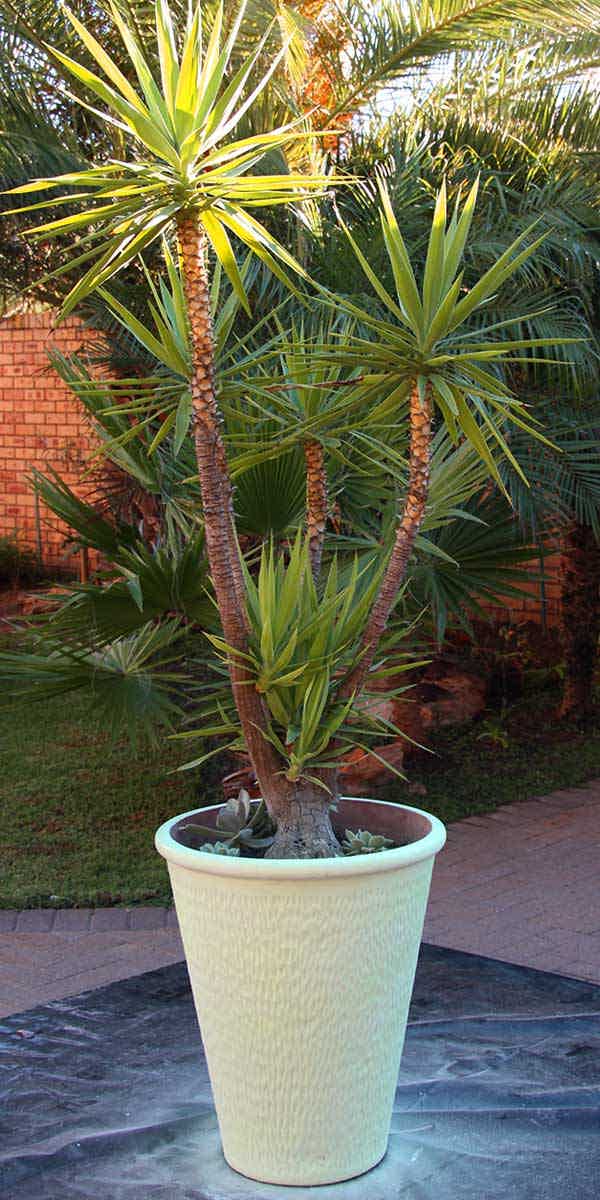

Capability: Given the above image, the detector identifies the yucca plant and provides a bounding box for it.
[6,0,576,858]
[235,310,363,581]
[316,176,568,705]
[182,533,420,792]
[4,0,337,835]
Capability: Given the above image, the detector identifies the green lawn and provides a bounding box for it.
[2,688,600,908]
[0,694,210,909]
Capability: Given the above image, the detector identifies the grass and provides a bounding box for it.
[2,686,600,909]
[0,693,215,909]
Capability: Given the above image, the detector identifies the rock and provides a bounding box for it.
[338,742,408,794]
[407,781,428,798]
[340,659,486,791]
[20,586,67,616]
[421,663,487,728]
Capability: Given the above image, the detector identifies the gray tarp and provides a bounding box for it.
[1,945,599,1199]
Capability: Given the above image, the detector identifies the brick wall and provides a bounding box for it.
[482,550,563,627]
[0,311,95,571]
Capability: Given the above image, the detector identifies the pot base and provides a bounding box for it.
[224,1147,387,1188]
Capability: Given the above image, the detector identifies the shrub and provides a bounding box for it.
[0,534,42,587]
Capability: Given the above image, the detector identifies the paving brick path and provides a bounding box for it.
[423,783,600,981]
[1,782,599,1018]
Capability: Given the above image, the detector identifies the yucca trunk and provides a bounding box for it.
[558,520,600,724]
[176,214,246,624]
[177,212,338,854]
[177,212,282,807]
[341,379,432,701]
[304,437,327,583]
[265,780,340,859]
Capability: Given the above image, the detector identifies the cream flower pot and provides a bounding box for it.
[155,796,445,1186]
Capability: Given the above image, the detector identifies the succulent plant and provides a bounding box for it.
[199,842,241,857]
[180,790,277,854]
[342,829,394,856]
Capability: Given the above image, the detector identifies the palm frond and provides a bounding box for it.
[326,0,600,117]
[0,620,187,742]
[413,491,547,639]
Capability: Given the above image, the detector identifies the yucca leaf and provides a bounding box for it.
[422,273,464,350]
[98,287,184,374]
[198,26,270,143]
[442,176,479,290]
[173,2,202,139]
[203,30,289,150]
[60,204,179,317]
[215,205,301,294]
[5,168,121,195]
[107,0,173,137]
[147,408,177,454]
[48,45,179,167]
[336,207,407,323]
[155,0,179,123]
[61,5,145,114]
[377,179,423,333]
[174,392,192,455]
[449,228,547,330]
[201,209,251,315]
[431,374,459,414]
[454,393,504,488]
[422,178,447,323]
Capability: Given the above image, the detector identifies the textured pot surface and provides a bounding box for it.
[155,798,446,1186]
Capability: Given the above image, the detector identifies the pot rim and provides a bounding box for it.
[155,797,446,880]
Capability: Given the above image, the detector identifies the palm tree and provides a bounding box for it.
[4,0,577,855]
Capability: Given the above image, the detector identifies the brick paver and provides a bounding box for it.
[1,781,599,1017]
[422,782,600,983]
